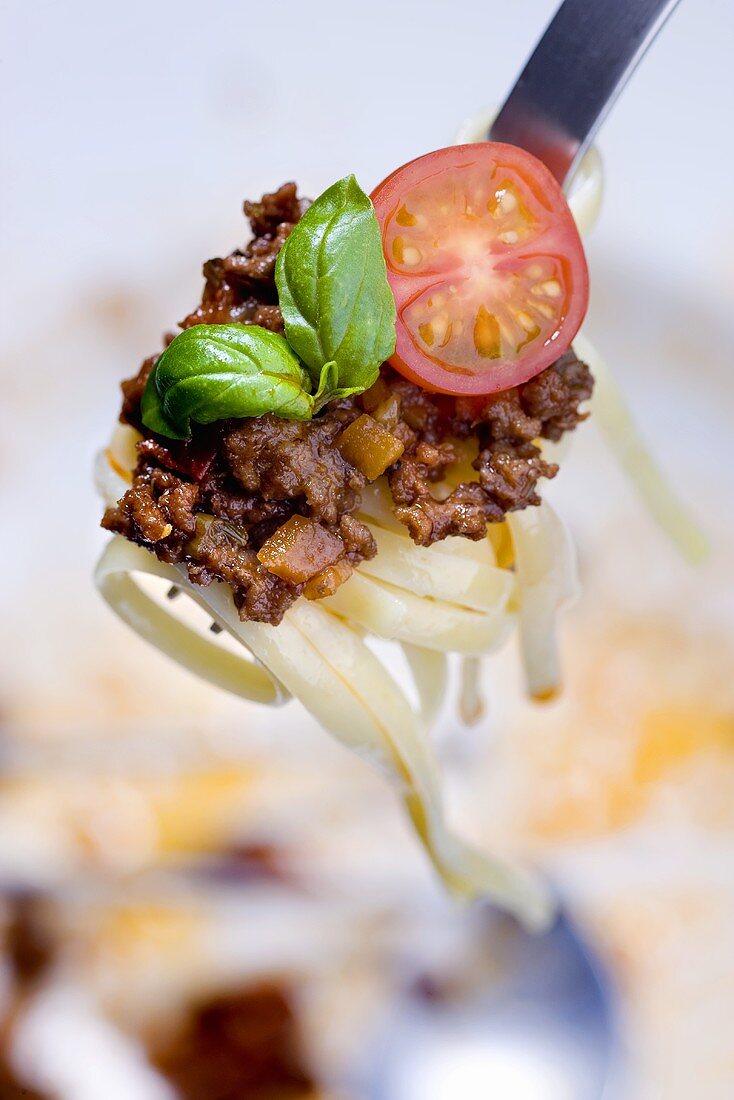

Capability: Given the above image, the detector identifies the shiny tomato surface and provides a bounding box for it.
[371,143,589,395]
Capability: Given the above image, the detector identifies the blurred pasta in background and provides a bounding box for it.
[2,0,734,1097]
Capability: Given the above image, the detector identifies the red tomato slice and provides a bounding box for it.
[371,143,589,395]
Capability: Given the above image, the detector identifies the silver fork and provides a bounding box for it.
[367,4,684,1098]
[490,0,682,185]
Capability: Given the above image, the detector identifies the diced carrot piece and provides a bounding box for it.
[303,557,353,600]
[360,376,392,413]
[337,414,404,481]
[257,515,344,584]
[372,394,401,431]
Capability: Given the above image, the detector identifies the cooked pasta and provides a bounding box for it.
[94,122,701,928]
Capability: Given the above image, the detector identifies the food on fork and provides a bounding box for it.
[104,150,591,627]
[95,140,695,924]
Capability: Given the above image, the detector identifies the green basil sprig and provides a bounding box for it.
[141,325,320,439]
[141,175,396,439]
[275,174,396,397]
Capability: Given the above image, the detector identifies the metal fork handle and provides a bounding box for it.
[489,0,682,185]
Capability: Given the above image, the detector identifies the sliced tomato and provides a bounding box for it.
[371,143,589,395]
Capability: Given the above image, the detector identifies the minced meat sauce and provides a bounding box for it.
[150,984,315,1100]
[103,183,593,625]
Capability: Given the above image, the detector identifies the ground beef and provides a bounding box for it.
[0,896,56,1099]
[382,373,444,444]
[0,1062,49,1099]
[384,361,580,545]
[120,353,156,428]
[179,182,306,334]
[521,349,595,440]
[4,893,56,989]
[224,409,365,526]
[150,985,315,1100]
[103,467,199,555]
[221,223,292,287]
[338,512,376,561]
[103,412,380,625]
[393,474,494,544]
[107,183,593,624]
[243,182,307,237]
[103,466,305,624]
[475,440,554,511]
[189,517,301,625]
[181,256,285,332]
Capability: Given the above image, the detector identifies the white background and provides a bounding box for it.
[4,0,734,337]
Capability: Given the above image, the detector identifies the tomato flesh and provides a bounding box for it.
[371,143,589,395]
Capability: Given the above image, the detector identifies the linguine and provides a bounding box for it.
[94,125,701,927]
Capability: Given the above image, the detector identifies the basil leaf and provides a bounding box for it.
[140,375,184,439]
[275,174,396,393]
[141,324,314,439]
[311,360,368,413]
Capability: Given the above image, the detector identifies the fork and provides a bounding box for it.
[490,0,682,185]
